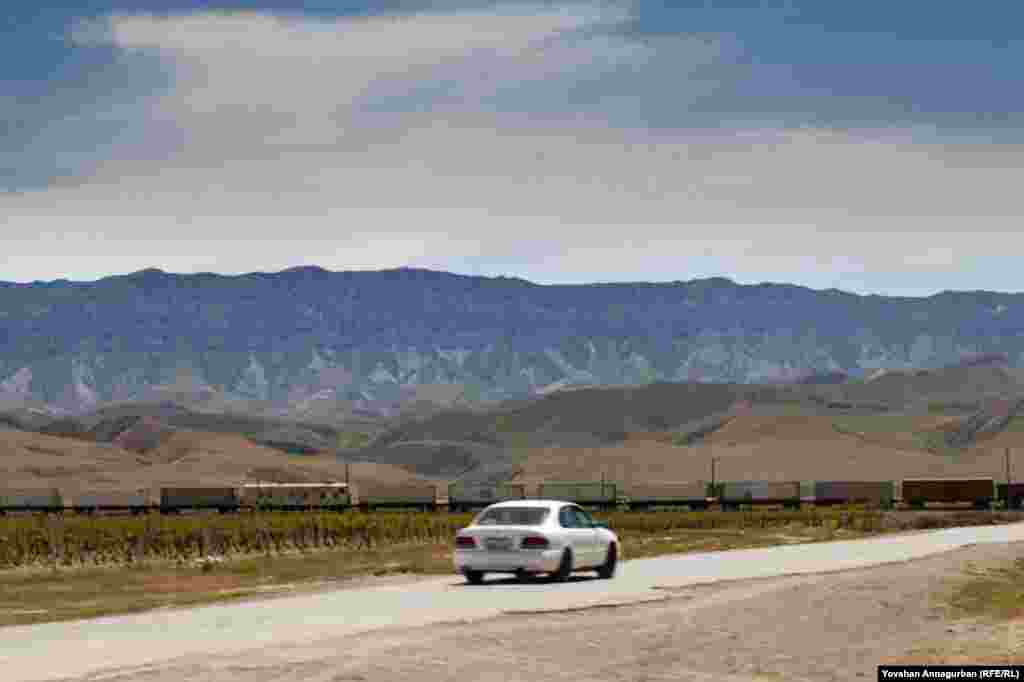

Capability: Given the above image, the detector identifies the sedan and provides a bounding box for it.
[453,499,620,584]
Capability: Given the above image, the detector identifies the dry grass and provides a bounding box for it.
[947,557,1024,622]
[894,553,1024,665]
[0,541,459,627]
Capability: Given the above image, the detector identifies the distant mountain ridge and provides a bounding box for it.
[3,266,1024,413]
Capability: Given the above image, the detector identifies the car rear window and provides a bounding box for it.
[475,507,550,526]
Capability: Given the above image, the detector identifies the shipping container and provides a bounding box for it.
[239,483,351,510]
[447,483,527,511]
[0,488,63,513]
[355,484,437,511]
[811,481,895,508]
[159,487,239,513]
[997,483,1024,510]
[537,482,618,509]
[719,481,801,510]
[71,491,153,514]
[901,478,994,509]
[625,482,710,510]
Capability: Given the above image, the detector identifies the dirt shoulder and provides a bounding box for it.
[74,541,1024,682]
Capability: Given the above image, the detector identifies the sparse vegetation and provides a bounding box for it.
[947,557,1024,622]
[0,512,469,570]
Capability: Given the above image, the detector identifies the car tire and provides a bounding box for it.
[551,549,573,582]
[597,543,617,579]
[463,570,485,585]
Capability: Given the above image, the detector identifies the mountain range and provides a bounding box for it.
[3,266,1024,415]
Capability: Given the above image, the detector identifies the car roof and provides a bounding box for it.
[483,499,572,510]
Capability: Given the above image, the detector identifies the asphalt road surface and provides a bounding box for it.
[4,522,1024,682]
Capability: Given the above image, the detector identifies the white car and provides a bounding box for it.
[453,499,620,584]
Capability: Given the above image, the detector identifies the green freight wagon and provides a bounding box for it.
[447,483,527,512]
[624,482,711,510]
[239,483,351,511]
[354,484,437,511]
[537,482,618,510]
[998,483,1024,510]
[719,481,801,511]
[0,488,64,514]
[811,481,895,509]
[70,490,153,515]
[159,487,240,513]
[900,478,994,509]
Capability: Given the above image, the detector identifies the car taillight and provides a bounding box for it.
[455,535,476,549]
[520,536,549,549]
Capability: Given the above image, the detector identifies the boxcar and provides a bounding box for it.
[719,481,801,510]
[0,488,64,514]
[811,481,895,508]
[624,482,710,510]
[901,478,995,509]
[355,484,437,511]
[238,483,351,511]
[159,487,240,513]
[997,483,1024,510]
[70,491,153,515]
[447,483,527,512]
[536,482,618,509]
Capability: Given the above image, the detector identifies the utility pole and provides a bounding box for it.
[711,457,717,489]
[1007,448,1012,486]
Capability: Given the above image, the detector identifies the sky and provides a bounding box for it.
[3,1,1023,296]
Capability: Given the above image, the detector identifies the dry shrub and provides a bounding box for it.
[0,512,474,569]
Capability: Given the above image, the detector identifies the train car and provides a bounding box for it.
[997,483,1024,510]
[159,486,240,513]
[536,482,618,510]
[354,484,437,511]
[719,481,801,511]
[624,482,710,510]
[900,478,995,509]
[0,488,64,514]
[70,490,153,515]
[238,482,351,511]
[447,483,527,512]
[810,481,896,509]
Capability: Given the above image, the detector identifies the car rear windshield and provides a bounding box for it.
[475,507,550,526]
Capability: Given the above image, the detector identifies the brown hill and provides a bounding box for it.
[513,436,1024,488]
[0,429,428,495]
[842,364,1024,407]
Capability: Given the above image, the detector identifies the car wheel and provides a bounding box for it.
[463,570,485,585]
[597,543,617,579]
[551,549,573,582]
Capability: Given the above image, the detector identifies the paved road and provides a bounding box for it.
[4,522,1024,682]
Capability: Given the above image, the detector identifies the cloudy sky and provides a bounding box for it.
[3,1,1023,295]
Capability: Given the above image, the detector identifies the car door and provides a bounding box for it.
[569,506,601,566]
[557,505,593,568]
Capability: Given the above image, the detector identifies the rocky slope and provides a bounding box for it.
[3,267,1024,413]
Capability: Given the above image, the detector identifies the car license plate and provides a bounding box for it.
[485,537,513,551]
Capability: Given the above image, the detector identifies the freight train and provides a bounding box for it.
[0,482,431,515]
[0,477,1010,515]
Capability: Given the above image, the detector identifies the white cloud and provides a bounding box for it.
[4,5,1024,294]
